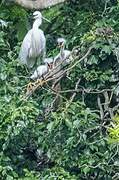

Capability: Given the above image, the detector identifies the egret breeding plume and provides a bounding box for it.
[30,58,53,80]
[54,38,72,65]
[19,11,49,69]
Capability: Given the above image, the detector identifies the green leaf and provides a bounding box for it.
[88,55,98,65]
[47,121,55,132]
[64,119,73,129]
[101,45,112,55]
[6,175,13,180]
[83,167,90,174]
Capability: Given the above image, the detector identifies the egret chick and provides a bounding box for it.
[30,65,48,80]
[54,38,72,65]
[44,57,54,69]
[19,11,49,69]
[30,58,53,80]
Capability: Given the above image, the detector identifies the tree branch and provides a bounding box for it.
[24,46,93,99]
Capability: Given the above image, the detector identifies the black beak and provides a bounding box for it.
[47,63,53,69]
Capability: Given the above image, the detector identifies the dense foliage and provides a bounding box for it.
[0,0,119,179]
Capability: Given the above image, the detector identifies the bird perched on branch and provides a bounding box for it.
[54,38,72,66]
[30,58,53,80]
[43,57,54,69]
[30,65,48,80]
[19,11,49,69]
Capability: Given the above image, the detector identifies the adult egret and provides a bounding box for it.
[54,38,72,66]
[30,58,53,80]
[19,11,49,69]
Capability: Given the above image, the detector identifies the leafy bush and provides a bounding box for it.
[0,0,119,179]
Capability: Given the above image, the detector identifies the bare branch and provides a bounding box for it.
[64,78,81,110]
[70,79,81,103]
[103,91,109,111]
[97,95,104,120]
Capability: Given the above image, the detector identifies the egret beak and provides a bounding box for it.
[32,15,36,19]
[58,42,64,48]
[47,63,53,69]
[42,17,51,23]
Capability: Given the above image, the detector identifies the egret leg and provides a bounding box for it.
[24,65,33,88]
[37,55,42,67]
[41,75,47,84]
[24,65,29,74]
[32,57,38,70]
[36,76,46,86]
[35,78,45,87]
[27,82,34,92]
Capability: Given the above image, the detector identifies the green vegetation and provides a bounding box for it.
[0,1,119,179]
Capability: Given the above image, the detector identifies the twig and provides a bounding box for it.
[101,0,108,17]
[70,79,81,102]
[97,95,104,120]
[42,85,68,102]
[103,91,109,111]
[54,87,115,94]
[65,79,81,110]
[52,71,65,89]
[65,46,93,74]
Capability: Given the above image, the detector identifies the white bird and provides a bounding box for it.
[30,64,48,80]
[43,57,54,69]
[30,58,53,80]
[54,38,72,66]
[19,11,49,69]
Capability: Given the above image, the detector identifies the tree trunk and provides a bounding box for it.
[13,0,66,9]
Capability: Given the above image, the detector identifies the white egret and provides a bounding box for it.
[19,11,49,69]
[54,38,72,66]
[30,58,53,80]
[52,38,72,81]
[43,57,54,69]
[30,65,48,80]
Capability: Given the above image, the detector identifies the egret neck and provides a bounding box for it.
[31,18,43,58]
[60,44,65,59]
[33,18,42,29]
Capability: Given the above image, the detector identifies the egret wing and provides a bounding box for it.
[31,29,46,59]
[64,50,71,63]
[19,30,32,65]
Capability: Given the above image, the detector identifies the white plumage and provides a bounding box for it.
[44,57,54,69]
[30,58,54,80]
[30,64,48,80]
[19,11,46,68]
[54,38,72,65]
[43,57,54,64]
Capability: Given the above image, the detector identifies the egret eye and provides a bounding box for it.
[33,14,38,19]
[58,42,63,47]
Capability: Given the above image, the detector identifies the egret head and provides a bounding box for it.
[57,38,66,48]
[44,58,54,69]
[33,11,50,22]
[33,11,42,19]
